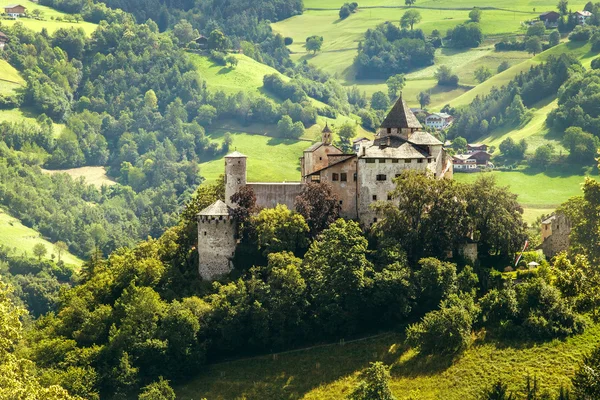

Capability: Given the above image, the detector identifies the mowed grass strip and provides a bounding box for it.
[0,0,97,34]
[177,321,600,400]
[0,210,82,266]
[41,166,116,189]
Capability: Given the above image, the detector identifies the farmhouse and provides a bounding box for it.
[3,4,26,17]
[539,11,560,27]
[0,31,8,50]
[575,10,593,25]
[197,97,454,280]
[467,143,488,153]
[194,35,208,49]
[452,151,491,172]
[424,112,453,130]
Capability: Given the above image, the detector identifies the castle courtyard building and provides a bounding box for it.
[197,97,453,280]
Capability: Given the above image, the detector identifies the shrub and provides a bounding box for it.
[284,37,293,45]
[406,294,477,355]
[497,60,510,73]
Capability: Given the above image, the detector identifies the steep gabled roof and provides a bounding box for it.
[305,154,356,176]
[322,122,332,133]
[4,4,25,8]
[408,131,443,146]
[381,97,422,129]
[198,200,232,216]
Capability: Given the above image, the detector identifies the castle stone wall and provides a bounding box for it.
[197,215,237,280]
[248,182,304,210]
[541,213,571,259]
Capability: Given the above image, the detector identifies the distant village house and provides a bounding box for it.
[424,112,453,130]
[194,35,208,49]
[0,31,8,50]
[4,4,26,17]
[452,143,492,172]
[575,10,593,25]
[539,11,560,27]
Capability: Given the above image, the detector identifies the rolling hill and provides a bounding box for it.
[0,0,97,34]
[0,210,82,266]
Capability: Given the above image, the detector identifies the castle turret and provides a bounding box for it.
[379,96,422,140]
[224,151,247,207]
[197,200,237,280]
[322,122,332,145]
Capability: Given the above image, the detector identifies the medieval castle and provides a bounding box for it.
[197,97,454,280]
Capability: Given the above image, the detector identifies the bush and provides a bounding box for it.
[339,4,351,19]
[406,294,477,356]
[284,37,293,45]
[592,57,600,69]
[435,65,459,86]
[446,22,483,48]
[209,50,227,65]
[569,25,594,41]
[497,60,510,73]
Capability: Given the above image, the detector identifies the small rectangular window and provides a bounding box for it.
[339,200,343,205]
[417,159,423,163]
[428,158,433,163]
[392,159,399,163]
[332,173,339,181]
[378,159,386,163]
[376,174,387,181]
[405,159,411,163]
[372,195,377,201]
[340,173,347,182]
[373,217,378,222]
[387,194,392,200]
[365,159,375,163]
[387,128,391,134]
[353,172,357,181]
[311,175,321,182]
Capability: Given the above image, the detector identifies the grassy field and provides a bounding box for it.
[200,132,310,183]
[0,108,66,136]
[0,59,24,95]
[41,166,116,188]
[0,0,97,34]
[478,97,562,154]
[177,320,600,400]
[454,170,588,224]
[0,210,82,266]
[302,0,586,11]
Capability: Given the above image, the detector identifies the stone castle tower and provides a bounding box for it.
[197,200,237,280]
[224,151,247,207]
[196,151,247,281]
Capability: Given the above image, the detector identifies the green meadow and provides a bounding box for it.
[177,320,600,400]
[199,132,310,184]
[0,59,24,95]
[0,210,82,266]
[0,0,97,34]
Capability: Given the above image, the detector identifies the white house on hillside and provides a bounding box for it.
[424,113,453,130]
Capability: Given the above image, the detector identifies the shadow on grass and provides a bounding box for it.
[177,333,403,400]
[519,163,592,178]
[217,66,234,75]
[390,350,456,378]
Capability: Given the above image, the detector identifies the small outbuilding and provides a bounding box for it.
[194,35,209,49]
[4,4,26,17]
[0,31,8,50]
[539,11,560,27]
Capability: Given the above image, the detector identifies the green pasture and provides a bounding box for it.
[0,108,65,136]
[454,170,588,223]
[199,132,310,183]
[189,53,289,98]
[0,210,82,266]
[0,59,24,95]
[479,98,563,154]
[177,320,600,400]
[0,0,97,34]
[302,0,586,13]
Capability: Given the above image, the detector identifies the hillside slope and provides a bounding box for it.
[0,210,82,266]
[0,0,97,34]
[177,321,600,399]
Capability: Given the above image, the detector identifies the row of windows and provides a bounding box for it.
[365,158,432,164]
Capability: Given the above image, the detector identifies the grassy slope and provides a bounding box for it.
[199,132,309,184]
[41,166,116,188]
[0,59,24,95]
[0,0,97,34]
[177,321,600,400]
[0,210,82,266]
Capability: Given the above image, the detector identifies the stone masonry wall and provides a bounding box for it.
[197,215,237,280]
[248,183,304,210]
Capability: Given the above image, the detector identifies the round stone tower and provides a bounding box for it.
[224,151,247,207]
[197,200,237,280]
